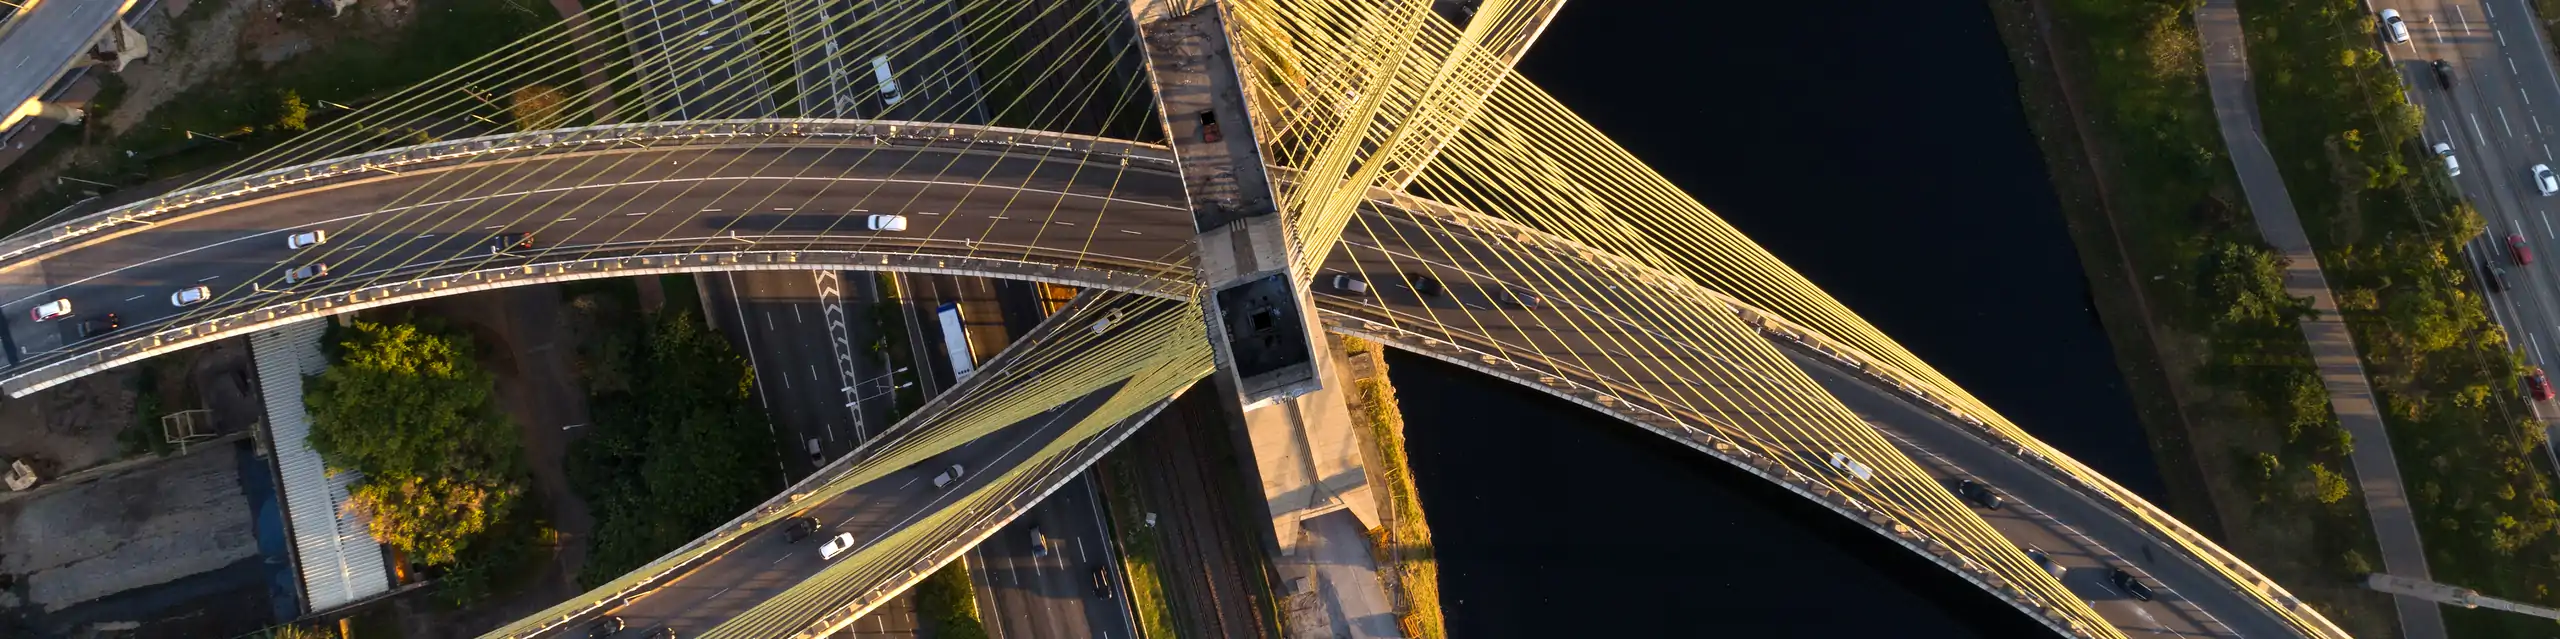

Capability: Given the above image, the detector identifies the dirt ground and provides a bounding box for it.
[0,371,134,477]
[0,443,258,613]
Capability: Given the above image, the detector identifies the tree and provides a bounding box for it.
[276,89,311,132]
[2307,463,2352,505]
[571,309,781,585]
[2197,240,2307,331]
[304,320,522,566]
[306,320,513,481]
[351,474,519,566]
[510,84,571,132]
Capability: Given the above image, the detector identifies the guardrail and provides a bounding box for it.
[0,118,1178,269]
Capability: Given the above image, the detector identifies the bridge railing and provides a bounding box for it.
[0,119,1177,268]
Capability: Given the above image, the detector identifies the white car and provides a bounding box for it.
[29,298,71,322]
[170,285,211,307]
[867,214,909,232]
[932,464,966,489]
[2536,164,2558,196]
[872,56,903,106]
[817,531,858,560]
[285,263,329,284]
[2380,9,2410,43]
[2436,143,2461,176]
[1826,452,1876,480]
[287,229,327,250]
[1091,308,1125,334]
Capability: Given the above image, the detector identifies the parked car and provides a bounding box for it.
[1029,527,1049,558]
[2512,234,2536,265]
[2436,142,2461,176]
[1405,273,1443,298]
[586,616,625,639]
[488,231,535,255]
[28,298,71,322]
[818,531,859,560]
[2528,368,2554,401]
[2380,9,2410,43]
[867,214,909,231]
[1826,452,1875,480]
[2535,164,2558,195]
[2434,59,2457,90]
[170,285,211,307]
[287,229,327,250]
[2025,546,2068,580]
[1330,273,1368,295]
[1093,566,1116,598]
[2109,568,2156,602]
[932,463,966,489]
[1953,478,2005,510]
[77,313,120,339]
[285,262,329,284]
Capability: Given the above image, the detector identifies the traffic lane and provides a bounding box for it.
[607,387,1120,634]
[977,476,1120,639]
[719,271,851,473]
[2,155,1194,359]
[1789,351,2295,638]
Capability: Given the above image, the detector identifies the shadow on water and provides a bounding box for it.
[1391,352,2053,638]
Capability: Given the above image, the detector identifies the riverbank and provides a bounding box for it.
[1980,0,2396,633]
[1334,335,1443,639]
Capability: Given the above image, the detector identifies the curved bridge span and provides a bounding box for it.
[0,122,2337,638]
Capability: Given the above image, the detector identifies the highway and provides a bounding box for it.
[0,0,126,133]
[970,475,1138,639]
[0,136,2324,636]
[620,0,771,121]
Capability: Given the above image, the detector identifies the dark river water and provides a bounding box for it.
[1391,0,2165,635]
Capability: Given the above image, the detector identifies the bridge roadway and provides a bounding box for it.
[0,135,2306,637]
[0,0,128,133]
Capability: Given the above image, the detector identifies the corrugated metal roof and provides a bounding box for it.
[251,320,392,613]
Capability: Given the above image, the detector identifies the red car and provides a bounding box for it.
[2529,369,2554,401]
[2512,234,2536,266]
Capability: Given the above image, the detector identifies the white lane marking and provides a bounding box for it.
[2542,214,2553,240]
[124,295,143,302]
[1118,229,1142,235]
[810,364,819,381]
[1055,221,1076,226]
[625,211,647,216]
[2444,119,2459,143]
[899,476,919,489]
[920,211,942,216]
[558,217,577,222]
[2472,113,2490,144]
[775,207,794,211]
[794,304,803,323]
[764,312,774,331]
[2457,4,2471,33]
[987,215,1010,220]
[711,587,732,600]
[197,275,219,282]
[771,552,792,566]
[1076,536,1089,563]
[2539,333,2550,366]
[483,225,503,230]
[704,208,724,212]
[2488,1,2497,17]
[2504,107,2517,137]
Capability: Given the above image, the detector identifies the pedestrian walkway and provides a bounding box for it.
[2194,3,2449,637]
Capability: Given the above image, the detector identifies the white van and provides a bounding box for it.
[871,56,902,106]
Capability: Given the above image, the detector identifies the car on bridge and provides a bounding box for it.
[2379,9,2409,43]
[783,516,821,543]
[170,286,211,307]
[2535,164,2559,196]
[867,214,909,232]
[2109,568,2155,602]
[932,463,966,489]
[1493,286,1544,309]
[28,298,70,322]
[2527,368,2553,401]
[77,313,119,339]
[585,616,624,639]
[285,263,329,284]
[1330,273,1368,295]
[2435,143,2460,177]
[818,531,860,561]
[1029,526,1049,558]
[2434,59,2457,90]
[1952,478,2004,510]
[1093,566,1116,598]
[2510,234,2535,266]
[2482,259,2512,292]
[488,232,535,255]
[286,229,327,250]
[1405,272,1443,298]
[1825,452,1875,480]
[2024,546,2067,580]
[642,627,676,639]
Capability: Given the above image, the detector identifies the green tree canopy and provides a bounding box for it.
[304,319,522,565]
[351,473,520,566]
[571,309,780,585]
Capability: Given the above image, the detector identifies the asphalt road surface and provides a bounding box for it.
[0,138,2317,636]
[0,0,123,133]
[970,476,1139,639]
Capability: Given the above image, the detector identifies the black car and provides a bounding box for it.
[586,616,625,639]
[2109,568,2156,601]
[642,627,677,639]
[1953,478,2004,510]
[1093,566,1116,598]
[2485,260,2513,292]
[783,516,820,543]
[2434,59,2457,91]
[76,313,121,339]
[488,231,535,255]
[1493,286,1544,309]
[1405,273,1443,298]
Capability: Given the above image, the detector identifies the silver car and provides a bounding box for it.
[170,286,211,307]
[286,229,327,250]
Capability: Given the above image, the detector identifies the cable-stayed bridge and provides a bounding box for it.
[0,0,2351,637]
